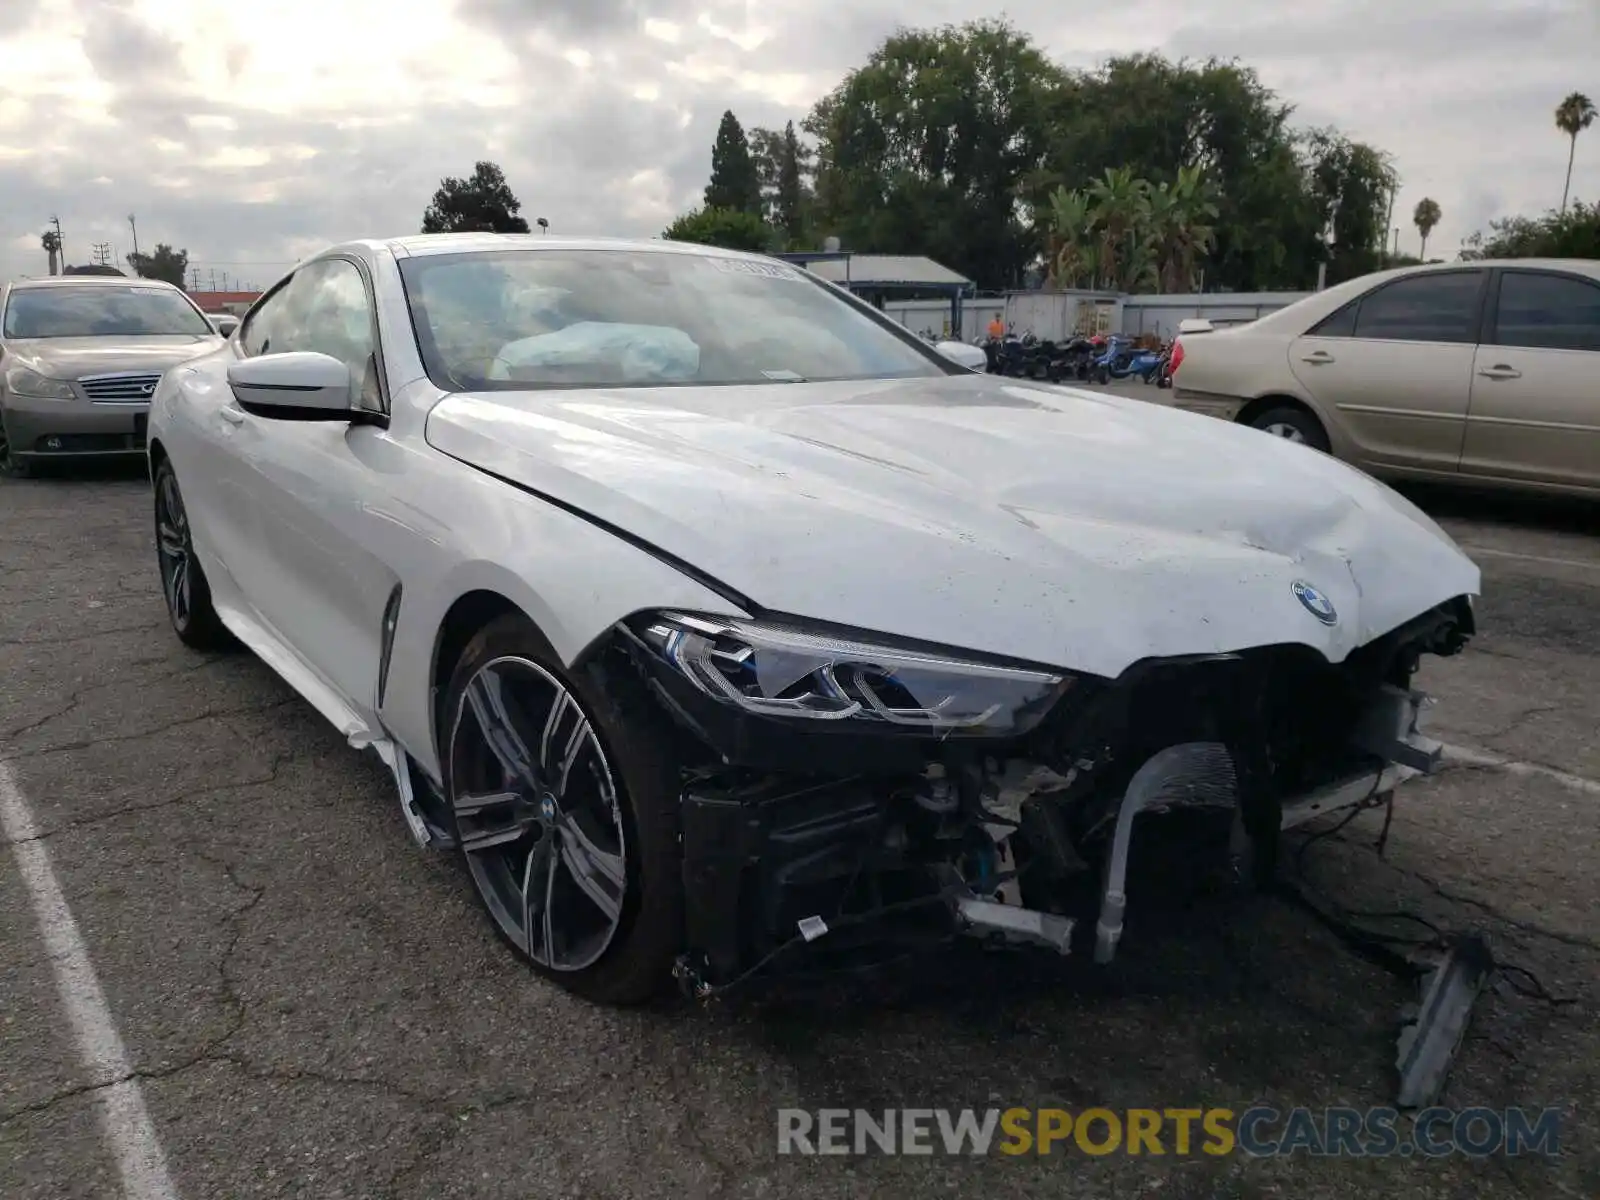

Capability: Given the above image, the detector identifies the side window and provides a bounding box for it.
[1308,301,1358,338]
[1492,272,1600,353]
[238,278,300,357]
[1351,272,1485,344]
[296,260,383,410]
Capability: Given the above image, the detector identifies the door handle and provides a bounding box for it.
[219,406,246,426]
[1300,351,1335,364]
[1476,365,1521,380]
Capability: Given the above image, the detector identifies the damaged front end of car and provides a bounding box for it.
[607,597,1475,995]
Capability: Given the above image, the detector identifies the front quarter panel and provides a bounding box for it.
[379,405,748,780]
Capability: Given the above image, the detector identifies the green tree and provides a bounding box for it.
[1033,54,1325,292]
[127,243,189,287]
[1148,165,1219,291]
[1044,187,1094,287]
[749,121,815,247]
[63,263,126,276]
[662,206,771,252]
[1555,91,1597,213]
[1086,167,1151,291]
[1304,130,1397,284]
[806,19,1064,289]
[1412,197,1442,260]
[420,161,530,233]
[1460,200,1600,260]
[704,111,763,215]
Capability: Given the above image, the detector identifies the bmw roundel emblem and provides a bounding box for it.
[1291,580,1338,626]
[539,794,557,821]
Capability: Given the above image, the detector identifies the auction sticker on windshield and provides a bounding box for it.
[707,259,802,280]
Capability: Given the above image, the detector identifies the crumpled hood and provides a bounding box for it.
[4,335,221,379]
[424,373,1481,678]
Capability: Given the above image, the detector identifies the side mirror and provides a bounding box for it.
[934,340,987,371]
[227,352,361,422]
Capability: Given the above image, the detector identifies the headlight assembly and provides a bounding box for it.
[4,366,75,400]
[637,612,1072,737]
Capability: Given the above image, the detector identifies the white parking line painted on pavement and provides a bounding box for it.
[1458,544,1600,573]
[0,760,180,1200]
[1442,743,1600,796]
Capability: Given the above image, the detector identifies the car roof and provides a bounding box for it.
[6,275,182,291]
[1354,257,1600,284]
[321,233,776,264]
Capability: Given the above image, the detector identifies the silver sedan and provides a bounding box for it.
[0,276,222,476]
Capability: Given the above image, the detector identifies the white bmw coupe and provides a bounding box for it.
[148,234,1481,1004]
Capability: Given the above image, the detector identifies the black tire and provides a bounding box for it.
[152,458,235,651]
[442,612,683,1005]
[1247,405,1331,453]
[0,418,31,477]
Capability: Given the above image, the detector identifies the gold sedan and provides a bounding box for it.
[1167,259,1600,498]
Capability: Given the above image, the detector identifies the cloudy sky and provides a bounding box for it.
[1,0,1595,289]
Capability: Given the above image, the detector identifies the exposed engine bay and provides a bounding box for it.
[613,596,1475,994]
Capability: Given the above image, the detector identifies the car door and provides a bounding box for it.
[1287,269,1488,473]
[225,256,401,717]
[1461,268,1600,491]
[179,274,303,593]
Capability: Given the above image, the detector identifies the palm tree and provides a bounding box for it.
[1086,167,1151,291]
[1555,92,1597,213]
[1412,197,1442,260]
[1046,187,1095,288]
[1158,165,1219,292]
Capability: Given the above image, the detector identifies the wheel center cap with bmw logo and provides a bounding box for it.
[539,793,558,822]
[1291,580,1338,626]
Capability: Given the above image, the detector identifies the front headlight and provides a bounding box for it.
[4,366,75,400]
[637,612,1072,737]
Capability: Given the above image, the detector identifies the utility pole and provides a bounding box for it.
[128,214,139,258]
[50,215,64,269]
[221,270,230,291]
[209,268,217,291]
[189,266,200,290]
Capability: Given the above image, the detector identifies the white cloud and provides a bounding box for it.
[0,0,1595,286]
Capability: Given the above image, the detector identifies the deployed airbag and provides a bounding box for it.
[488,322,700,383]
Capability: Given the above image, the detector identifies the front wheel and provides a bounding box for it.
[442,613,684,1005]
[1248,405,1331,453]
[152,459,235,650]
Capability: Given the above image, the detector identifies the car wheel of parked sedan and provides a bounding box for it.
[1248,405,1331,453]
[442,613,683,1005]
[0,421,31,478]
[153,459,235,651]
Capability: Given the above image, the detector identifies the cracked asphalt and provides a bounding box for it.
[2,463,1597,1200]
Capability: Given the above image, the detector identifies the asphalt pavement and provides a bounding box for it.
[2,455,1598,1199]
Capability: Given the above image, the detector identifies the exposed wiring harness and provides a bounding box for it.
[1278,795,1576,1006]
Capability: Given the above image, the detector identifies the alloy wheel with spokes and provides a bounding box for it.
[155,469,194,630]
[448,655,631,974]
[1248,405,1330,454]
[150,459,234,650]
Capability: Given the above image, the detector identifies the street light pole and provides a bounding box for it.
[128,214,139,257]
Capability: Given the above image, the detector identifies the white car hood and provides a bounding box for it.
[424,374,1480,678]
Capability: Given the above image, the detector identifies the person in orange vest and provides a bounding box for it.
[986,314,1005,340]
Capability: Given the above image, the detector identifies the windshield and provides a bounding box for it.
[2,285,215,339]
[397,248,951,390]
